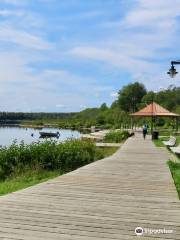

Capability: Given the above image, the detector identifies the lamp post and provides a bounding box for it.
[167,60,180,78]
[167,60,180,132]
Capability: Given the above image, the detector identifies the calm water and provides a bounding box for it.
[0,126,81,146]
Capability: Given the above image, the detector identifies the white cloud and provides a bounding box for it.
[80,105,87,110]
[0,49,114,111]
[0,9,24,17]
[0,0,179,111]
[0,25,53,50]
[70,0,180,90]
[0,0,28,5]
[56,104,65,108]
[110,92,118,98]
[123,0,180,30]
[71,46,156,73]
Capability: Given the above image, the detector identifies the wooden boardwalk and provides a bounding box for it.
[96,143,121,147]
[0,134,179,239]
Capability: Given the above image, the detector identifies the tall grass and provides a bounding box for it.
[0,169,60,195]
[0,139,96,180]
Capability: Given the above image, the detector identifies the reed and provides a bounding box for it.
[0,139,96,180]
[104,130,130,143]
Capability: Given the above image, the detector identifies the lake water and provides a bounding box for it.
[0,126,81,147]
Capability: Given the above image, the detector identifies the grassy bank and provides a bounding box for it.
[0,169,60,195]
[168,161,180,199]
[153,139,167,147]
[153,136,180,148]
[0,141,118,196]
[154,136,180,199]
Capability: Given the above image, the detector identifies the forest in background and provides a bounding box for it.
[0,82,180,129]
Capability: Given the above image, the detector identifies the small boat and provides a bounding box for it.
[39,131,60,138]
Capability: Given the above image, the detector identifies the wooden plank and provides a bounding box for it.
[0,133,179,239]
[96,143,121,147]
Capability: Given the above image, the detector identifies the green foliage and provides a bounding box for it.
[140,91,155,108]
[77,108,100,120]
[104,130,130,143]
[0,169,60,195]
[141,86,180,113]
[96,113,106,125]
[153,139,165,147]
[95,147,118,160]
[0,112,76,122]
[1,82,179,131]
[168,160,180,199]
[154,136,180,147]
[118,82,147,112]
[0,140,96,180]
[155,87,180,111]
[0,145,118,196]
[100,103,108,111]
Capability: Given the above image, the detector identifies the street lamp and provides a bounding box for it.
[167,60,180,78]
[167,61,180,133]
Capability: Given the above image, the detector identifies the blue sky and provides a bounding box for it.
[0,0,180,112]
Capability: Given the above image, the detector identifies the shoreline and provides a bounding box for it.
[0,123,95,132]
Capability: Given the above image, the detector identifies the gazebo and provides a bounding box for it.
[130,102,179,134]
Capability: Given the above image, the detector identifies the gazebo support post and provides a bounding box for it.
[151,116,154,134]
[131,117,133,130]
[176,116,179,132]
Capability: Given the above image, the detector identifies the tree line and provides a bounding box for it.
[70,82,180,129]
[0,112,76,121]
[0,82,179,129]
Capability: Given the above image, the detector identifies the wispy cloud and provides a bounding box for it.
[70,0,180,90]
[56,104,65,108]
[110,92,118,99]
[0,25,53,50]
[0,9,24,16]
[0,0,28,5]
[0,0,179,111]
[70,46,156,72]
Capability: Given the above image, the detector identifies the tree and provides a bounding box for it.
[118,82,147,112]
[140,91,156,108]
[100,103,108,111]
[155,87,180,111]
[96,114,106,125]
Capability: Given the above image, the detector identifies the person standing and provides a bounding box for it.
[142,124,148,140]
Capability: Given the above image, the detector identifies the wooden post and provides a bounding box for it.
[176,116,179,132]
[151,116,154,134]
[131,117,134,130]
[151,102,153,134]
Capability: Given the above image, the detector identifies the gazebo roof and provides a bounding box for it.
[131,102,179,117]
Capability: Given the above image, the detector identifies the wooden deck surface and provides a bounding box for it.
[0,134,179,239]
[96,143,121,147]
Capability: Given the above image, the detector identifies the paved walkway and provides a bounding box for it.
[0,134,179,239]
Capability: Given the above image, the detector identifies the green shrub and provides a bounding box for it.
[0,140,96,180]
[104,130,130,143]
